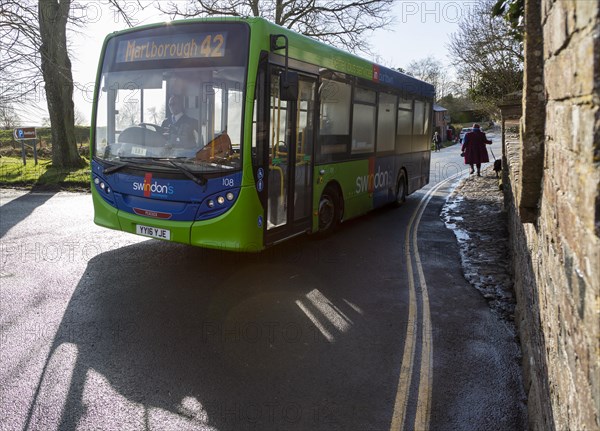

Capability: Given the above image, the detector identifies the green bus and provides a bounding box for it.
[91,17,434,251]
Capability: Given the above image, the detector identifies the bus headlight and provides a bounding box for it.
[196,187,240,220]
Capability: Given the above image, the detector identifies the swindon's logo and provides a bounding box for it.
[355,158,393,194]
[132,173,174,197]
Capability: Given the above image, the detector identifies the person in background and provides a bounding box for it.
[461,123,492,176]
[433,131,442,152]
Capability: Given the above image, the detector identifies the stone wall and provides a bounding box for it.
[504,1,599,430]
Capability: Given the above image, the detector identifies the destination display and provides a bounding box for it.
[116,32,228,63]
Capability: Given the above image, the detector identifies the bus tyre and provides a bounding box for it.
[318,186,340,236]
[394,171,407,207]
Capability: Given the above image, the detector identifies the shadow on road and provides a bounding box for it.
[0,191,58,239]
[23,210,410,430]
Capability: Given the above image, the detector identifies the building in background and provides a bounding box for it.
[433,104,448,140]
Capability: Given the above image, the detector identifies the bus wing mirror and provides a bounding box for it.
[280,71,298,101]
[270,34,298,101]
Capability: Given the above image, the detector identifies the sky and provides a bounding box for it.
[16,0,476,126]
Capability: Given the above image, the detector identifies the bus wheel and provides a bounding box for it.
[318,186,339,235]
[394,171,407,207]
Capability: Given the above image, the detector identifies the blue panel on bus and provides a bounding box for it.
[91,160,242,221]
[114,192,199,221]
[372,156,398,208]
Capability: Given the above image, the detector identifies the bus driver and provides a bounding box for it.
[161,95,199,149]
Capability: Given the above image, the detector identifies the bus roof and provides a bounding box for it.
[104,16,435,99]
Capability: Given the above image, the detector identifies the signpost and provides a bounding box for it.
[13,127,38,166]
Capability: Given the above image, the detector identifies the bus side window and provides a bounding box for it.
[318,79,351,158]
[351,86,376,155]
[377,92,397,153]
[397,98,413,154]
[413,100,426,152]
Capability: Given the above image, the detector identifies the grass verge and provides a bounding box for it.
[0,157,91,191]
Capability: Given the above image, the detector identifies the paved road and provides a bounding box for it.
[0,135,525,430]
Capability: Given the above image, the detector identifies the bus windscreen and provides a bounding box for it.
[94,22,249,173]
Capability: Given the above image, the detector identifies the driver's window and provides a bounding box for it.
[202,83,224,143]
[213,86,223,135]
[227,88,243,150]
[114,85,166,131]
[115,87,141,131]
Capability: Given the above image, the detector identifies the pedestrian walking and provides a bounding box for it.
[433,131,442,152]
[461,123,492,176]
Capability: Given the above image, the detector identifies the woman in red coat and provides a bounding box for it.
[461,123,492,176]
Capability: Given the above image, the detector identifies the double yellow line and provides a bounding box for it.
[390,172,464,431]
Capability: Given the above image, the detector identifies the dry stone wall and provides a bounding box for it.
[504,1,599,430]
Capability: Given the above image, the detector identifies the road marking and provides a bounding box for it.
[389,196,421,430]
[390,171,465,431]
[413,181,442,430]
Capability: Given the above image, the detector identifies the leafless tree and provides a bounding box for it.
[74,106,87,126]
[117,100,141,130]
[0,0,144,167]
[0,103,21,129]
[146,106,165,124]
[447,0,523,115]
[405,56,453,101]
[0,1,42,107]
[38,0,85,168]
[0,0,90,167]
[155,0,395,54]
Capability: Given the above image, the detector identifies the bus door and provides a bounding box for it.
[265,68,316,244]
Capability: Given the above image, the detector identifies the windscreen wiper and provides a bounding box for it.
[102,157,148,174]
[103,161,129,174]
[166,159,208,186]
[103,157,207,186]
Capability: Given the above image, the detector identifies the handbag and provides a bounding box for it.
[460,151,465,157]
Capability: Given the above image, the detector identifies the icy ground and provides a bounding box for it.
[442,165,516,328]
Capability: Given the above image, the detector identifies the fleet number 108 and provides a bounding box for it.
[222,178,234,187]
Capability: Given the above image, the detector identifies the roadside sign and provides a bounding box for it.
[13,127,38,166]
[13,127,37,140]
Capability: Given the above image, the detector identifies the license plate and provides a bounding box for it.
[136,224,170,240]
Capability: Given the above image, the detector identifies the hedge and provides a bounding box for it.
[0,126,91,148]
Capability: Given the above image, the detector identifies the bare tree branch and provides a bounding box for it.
[152,0,394,55]
[105,0,148,28]
[0,0,43,105]
[0,0,109,105]
[0,102,21,129]
[405,56,454,101]
[447,0,523,115]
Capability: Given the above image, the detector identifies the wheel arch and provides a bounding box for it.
[323,180,344,221]
[394,167,409,206]
[397,167,408,191]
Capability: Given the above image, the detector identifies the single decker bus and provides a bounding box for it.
[91,17,434,251]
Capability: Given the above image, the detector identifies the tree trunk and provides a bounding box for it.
[38,0,84,169]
